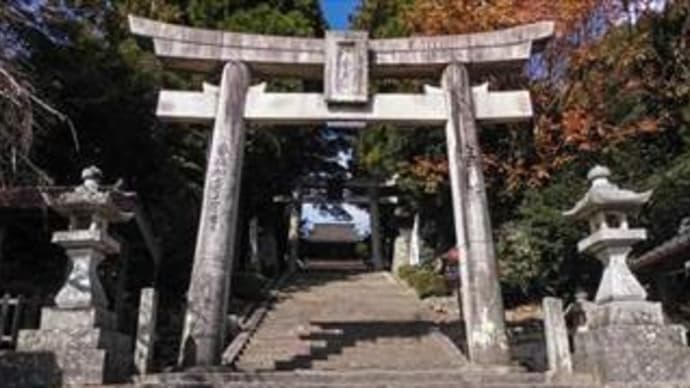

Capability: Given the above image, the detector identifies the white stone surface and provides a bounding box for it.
[180,62,250,367]
[566,166,654,319]
[409,213,421,266]
[543,297,573,375]
[156,86,532,125]
[129,15,554,77]
[54,248,108,309]
[135,288,158,375]
[594,247,648,303]
[564,165,653,221]
[287,196,301,271]
[443,63,510,365]
[325,31,369,104]
[248,217,260,271]
[392,228,412,274]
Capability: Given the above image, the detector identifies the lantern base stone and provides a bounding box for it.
[588,300,664,328]
[16,307,132,385]
[574,304,690,383]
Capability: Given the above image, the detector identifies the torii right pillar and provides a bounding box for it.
[442,63,511,365]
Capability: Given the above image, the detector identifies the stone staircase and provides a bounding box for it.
[137,260,599,387]
[235,262,465,372]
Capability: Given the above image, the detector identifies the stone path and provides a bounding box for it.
[235,260,467,372]
[136,260,600,386]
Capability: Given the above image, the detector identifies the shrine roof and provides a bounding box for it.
[631,219,690,273]
[0,186,160,267]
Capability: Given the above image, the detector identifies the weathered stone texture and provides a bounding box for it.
[587,300,664,328]
[129,15,554,77]
[565,166,690,384]
[248,217,261,271]
[180,61,251,367]
[131,14,556,371]
[392,228,411,274]
[52,244,110,309]
[286,196,301,271]
[442,63,510,365]
[135,287,158,375]
[325,31,369,104]
[542,297,572,375]
[158,85,533,126]
[16,307,131,385]
[409,213,421,266]
[574,324,690,382]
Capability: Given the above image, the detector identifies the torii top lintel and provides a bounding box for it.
[128,15,554,81]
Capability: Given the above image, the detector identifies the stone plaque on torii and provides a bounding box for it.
[129,16,553,368]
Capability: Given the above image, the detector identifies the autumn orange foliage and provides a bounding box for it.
[407,0,605,36]
[403,0,665,190]
[407,156,449,193]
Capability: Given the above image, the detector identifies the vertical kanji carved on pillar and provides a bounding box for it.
[180,61,251,367]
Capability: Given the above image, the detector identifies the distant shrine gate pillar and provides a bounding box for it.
[368,186,384,270]
[180,61,250,367]
[442,63,510,365]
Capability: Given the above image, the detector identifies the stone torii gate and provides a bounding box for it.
[129,16,553,368]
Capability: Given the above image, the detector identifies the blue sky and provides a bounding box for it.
[320,0,360,30]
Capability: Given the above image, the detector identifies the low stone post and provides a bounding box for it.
[135,287,158,375]
[442,63,510,365]
[286,189,301,271]
[248,216,261,272]
[542,297,572,377]
[392,228,411,275]
[409,213,421,266]
[17,166,134,385]
[180,61,250,367]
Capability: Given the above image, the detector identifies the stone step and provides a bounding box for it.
[135,370,598,387]
[137,383,597,388]
[236,269,469,373]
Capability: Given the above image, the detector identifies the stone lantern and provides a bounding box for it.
[563,165,652,308]
[16,166,134,385]
[48,166,133,310]
[563,165,690,383]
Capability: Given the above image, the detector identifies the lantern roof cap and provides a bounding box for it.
[563,165,652,220]
[43,166,134,223]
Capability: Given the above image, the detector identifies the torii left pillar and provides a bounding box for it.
[180,61,250,367]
